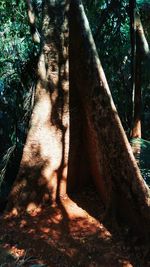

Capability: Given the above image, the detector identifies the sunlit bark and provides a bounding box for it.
[131,42,142,139]
[7,0,70,213]
[129,0,136,131]
[6,0,150,237]
[70,0,150,234]
[131,12,150,139]
[135,12,150,58]
[26,0,41,43]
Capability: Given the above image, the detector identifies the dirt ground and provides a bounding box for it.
[0,186,149,267]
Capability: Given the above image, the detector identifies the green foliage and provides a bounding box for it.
[131,138,150,185]
[85,0,150,139]
[0,0,39,192]
[0,1,32,77]
[84,0,132,133]
[137,0,150,4]
[0,0,38,138]
[0,145,16,189]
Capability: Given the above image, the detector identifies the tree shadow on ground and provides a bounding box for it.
[0,187,147,267]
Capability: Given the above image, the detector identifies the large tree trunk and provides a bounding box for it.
[6,0,150,236]
[69,0,150,234]
[7,0,71,213]
[6,0,90,214]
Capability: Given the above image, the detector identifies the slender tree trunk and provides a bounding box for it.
[69,0,150,234]
[131,37,142,139]
[129,0,136,132]
[131,12,150,139]
[135,12,150,58]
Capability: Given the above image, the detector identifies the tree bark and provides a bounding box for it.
[131,36,142,139]
[69,0,150,234]
[6,0,90,214]
[135,12,150,58]
[131,12,150,138]
[6,0,150,237]
[7,0,70,213]
[26,0,41,43]
[129,0,136,132]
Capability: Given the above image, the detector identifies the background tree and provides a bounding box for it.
[130,10,150,139]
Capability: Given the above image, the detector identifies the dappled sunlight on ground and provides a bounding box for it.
[0,187,148,266]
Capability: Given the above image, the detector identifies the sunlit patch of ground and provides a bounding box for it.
[0,187,149,266]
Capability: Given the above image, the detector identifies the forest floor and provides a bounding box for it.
[0,186,149,267]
